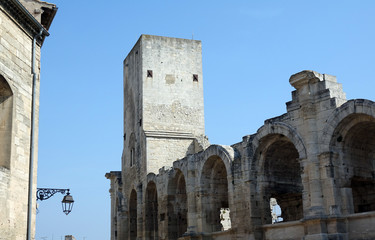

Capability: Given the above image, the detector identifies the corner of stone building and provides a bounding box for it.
[19,0,57,30]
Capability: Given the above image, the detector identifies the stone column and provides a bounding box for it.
[108,188,116,240]
[117,211,128,240]
[185,157,199,235]
[319,152,342,215]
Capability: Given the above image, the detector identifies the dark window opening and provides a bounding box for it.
[147,70,153,78]
[130,148,135,167]
[193,74,198,82]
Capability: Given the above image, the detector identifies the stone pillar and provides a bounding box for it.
[318,152,351,240]
[288,71,338,218]
[185,159,198,235]
[109,188,116,240]
[319,152,342,215]
[117,210,128,240]
[288,71,330,240]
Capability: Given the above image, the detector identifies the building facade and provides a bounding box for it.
[0,0,56,239]
[107,35,375,240]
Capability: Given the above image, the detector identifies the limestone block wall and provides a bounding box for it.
[141,35,204,136]
[145,137,195,175]
[0,6,41,239]
[0,1,56,239]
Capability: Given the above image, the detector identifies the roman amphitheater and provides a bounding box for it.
[106,35,375,240]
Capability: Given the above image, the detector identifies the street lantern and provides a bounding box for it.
[62,192,74,215]
[36,188,74,215]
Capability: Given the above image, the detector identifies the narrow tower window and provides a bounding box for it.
[147,70,153,78]
[130,148,135,167]
[193,74,198,82]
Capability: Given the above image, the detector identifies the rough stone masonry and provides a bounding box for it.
[107,35,375,240]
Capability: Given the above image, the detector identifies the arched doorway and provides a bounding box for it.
[200,156,229,232]
[167,169,187,239]
[129,189,137,240]
[145,182,158,240]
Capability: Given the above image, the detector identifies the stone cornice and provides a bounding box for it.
[0,0,50,45]
[144,130,195,139]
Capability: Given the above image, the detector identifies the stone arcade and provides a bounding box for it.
[106,35,375,240]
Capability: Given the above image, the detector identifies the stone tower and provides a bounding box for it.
[106,35,208,240]
[122,35,206,176]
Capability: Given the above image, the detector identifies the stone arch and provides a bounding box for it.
[0,75,13,169]
[167,168,187,239]
[251,122,305,224]
[251,122,307,160]
[129,189,137,240]
[200,145,235,181]
[199,145,234,233]
[325,102,375,214]
[145,181,158,240]
[321,99,375,152]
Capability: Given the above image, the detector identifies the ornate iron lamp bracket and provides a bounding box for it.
[36,188,70,201]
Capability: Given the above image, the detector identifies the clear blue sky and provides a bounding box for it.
[35,1,375,239]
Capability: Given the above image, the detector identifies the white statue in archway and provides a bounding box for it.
[270,198,283,224]
[220,208,232,231]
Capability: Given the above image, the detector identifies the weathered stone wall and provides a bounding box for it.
[141,35,204,137]
[0,1,56,239]
[0,5,40,239]
[107,35,375,240]
[122,35,205,177]
[146,137,195,175]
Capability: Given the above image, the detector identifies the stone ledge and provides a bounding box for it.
[144,130,194,139]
